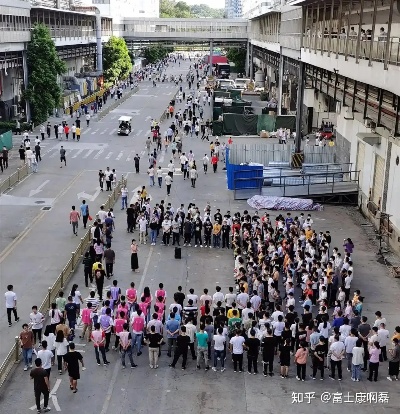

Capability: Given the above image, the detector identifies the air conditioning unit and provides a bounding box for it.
[12,105,20,116]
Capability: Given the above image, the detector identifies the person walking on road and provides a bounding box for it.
[86,113,91,127]
[60,146,66,168]
[202,154,209,174]
[5,284,19,327]
[80,200,90,229]
[20,323,34,370]
[69,206,80,236]
[156,166,163,188]
[121,185,128,210]
[30,358,51,413]
[63,342,84,393]
[165,174,173,196]
[94,264,106,301]
[211,154,218,173]
[190,166,198,188]
[34,142,41,162]
[134,154,140,173]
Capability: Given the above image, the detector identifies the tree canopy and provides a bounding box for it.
[24,24,66,124]
[103,36,133,83]
[143,45,173,64]
[226,48,247,74]
[160,0,224,18]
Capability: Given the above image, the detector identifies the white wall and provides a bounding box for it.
[385,141,400,231]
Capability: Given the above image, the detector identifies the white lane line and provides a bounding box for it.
[49,149,58,158]
[135,129,143,137]
[110,129,117,135]
[126,151,134,162]
[72,149,85,158]
[94,149,105,159]
[82,127,91,134]
[140,150,146,156]
[116,151,123,161]
[83,149,94,159]
[105,152,113,159]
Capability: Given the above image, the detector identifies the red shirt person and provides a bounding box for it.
[211,155,218,173]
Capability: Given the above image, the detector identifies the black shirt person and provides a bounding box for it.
[30,358,51,412]
[169,326,190,369]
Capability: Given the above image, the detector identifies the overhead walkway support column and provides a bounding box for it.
[278,51,284,115]
[245,41,250,77]
[209,40,214,76]
[249,43,254,80]
[295,61,305,153]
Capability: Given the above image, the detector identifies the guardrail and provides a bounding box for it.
[0,175,127,388]
[0,164,29,195]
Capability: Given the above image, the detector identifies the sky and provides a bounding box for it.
[184,0,225,8]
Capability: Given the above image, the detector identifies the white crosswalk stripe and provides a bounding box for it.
[83,149,95,158]
[72,149,85,158]
[116,151,123,160]
[94,149,104,159]
[105,152,113,159]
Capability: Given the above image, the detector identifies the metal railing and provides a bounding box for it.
[267,170,360,196]
[0,176,126,388]
[0,164,29,195]
[303,35,400,67]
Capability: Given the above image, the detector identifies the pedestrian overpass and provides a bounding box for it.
[121,18,249,44]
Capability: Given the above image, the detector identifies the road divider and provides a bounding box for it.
[0,164,29,195]
[0,175,127,388]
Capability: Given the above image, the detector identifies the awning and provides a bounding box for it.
[357,132,381,146]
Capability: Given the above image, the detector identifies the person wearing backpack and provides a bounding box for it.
[131,309,145,357]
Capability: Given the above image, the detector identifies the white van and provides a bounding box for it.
[235,78,251,91]
[218,79,236,90]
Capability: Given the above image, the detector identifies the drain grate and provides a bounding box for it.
[41,206,51,211]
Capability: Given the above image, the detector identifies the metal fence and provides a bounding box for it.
[228,143,336,166]
[0,176,126,388]
[0,164,29,195]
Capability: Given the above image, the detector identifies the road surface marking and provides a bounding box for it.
[83,149,94,159]
[72,149,85,158]
[116,151,123,161]
[105,152,113,160]
[94,149,104,159]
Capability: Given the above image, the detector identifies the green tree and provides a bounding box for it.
[226,48,247,74]
[143,45,173,64]
[103,36,133,83]
[191,4,224,18]
[23,24,66,124]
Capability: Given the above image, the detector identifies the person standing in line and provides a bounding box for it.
[165,173,173,196]
[119,322,137,369]
[69,206,80,236]
[196,324,210,371]
[387,337,400,381]
[166,312,180,358]
[20,323,34,371]
[91,323,110,366]
[368,341,381,382]
[212,327,226,372]
[148,165,155,187]
[351,339,364,382]
[30,306,44,346]
[130,239,139,272]
[131,309,145,357]
[30,358,51,413]
[5,284,20,327]
[229,329,245,372]
[244,329,261,374]
[86,113,91,127]
[145,325,163,368]
[262,329,275,376]
[63,342,84,393]
[60,146,66,168]
[329,334,345,380]
[169,326,190,370]
[37,340,53,379]
[294,341,308,381]
[2,146,8,169]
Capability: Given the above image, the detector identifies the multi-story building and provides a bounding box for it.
[225,0,243,18]
[242,0,276,19]
[248,0,400,253]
